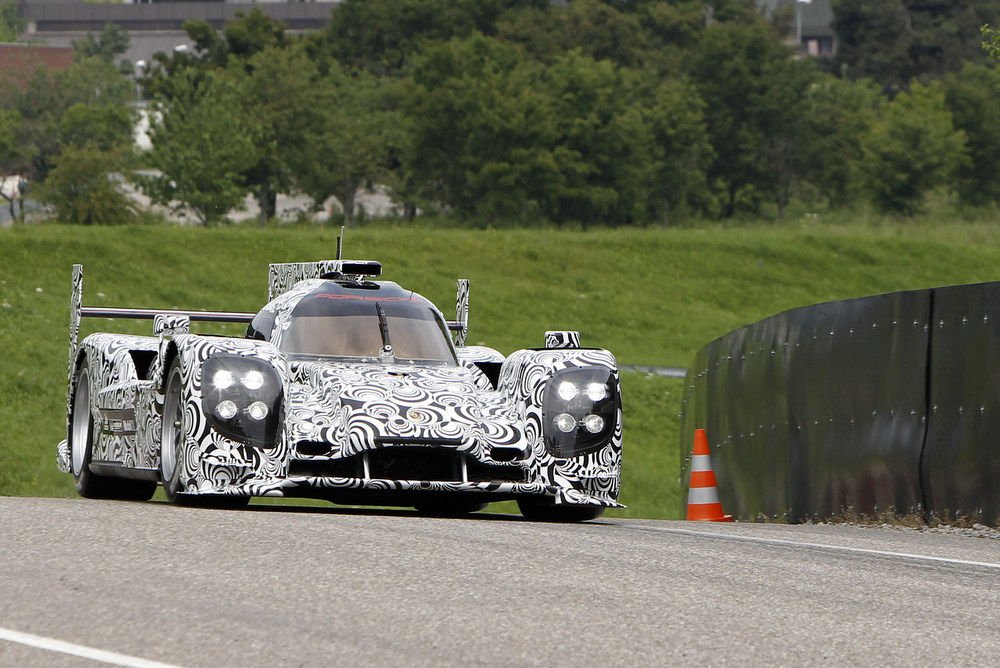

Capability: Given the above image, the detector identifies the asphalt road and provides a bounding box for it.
[1,497,998,666]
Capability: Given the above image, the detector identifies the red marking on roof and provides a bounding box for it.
[312,294,412,302]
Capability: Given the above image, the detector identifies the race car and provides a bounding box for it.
[56,258,622,521]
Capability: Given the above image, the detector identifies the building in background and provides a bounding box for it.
[13,1,835,65]
[15,1,339,66]
[758,0,835,56]
[0,43,72,79]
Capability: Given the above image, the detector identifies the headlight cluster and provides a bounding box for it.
[542,367,618,458]
[201,355,283,447]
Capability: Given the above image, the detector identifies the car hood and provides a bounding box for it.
[285,358,527,458]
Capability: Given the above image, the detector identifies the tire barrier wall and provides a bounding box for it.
[679,282,1000,525]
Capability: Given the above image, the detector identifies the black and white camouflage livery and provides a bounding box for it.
[57,259,622,520]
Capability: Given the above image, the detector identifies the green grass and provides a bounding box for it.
[4,219,1000,518]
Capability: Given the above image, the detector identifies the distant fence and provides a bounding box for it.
[679,282,1000,526]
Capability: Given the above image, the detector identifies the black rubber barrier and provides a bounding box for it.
[680,282,1000,525]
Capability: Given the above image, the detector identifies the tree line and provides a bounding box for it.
[2,0,1000,226]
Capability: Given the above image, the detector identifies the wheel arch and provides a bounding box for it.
[157,334,290,497]
[66,347,90,442]
[160,340,180,392]
[498,347,623,505]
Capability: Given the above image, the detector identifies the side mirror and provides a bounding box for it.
[545,330,581,349]
[154,314,190,337]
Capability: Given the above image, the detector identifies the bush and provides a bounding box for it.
[38,146,135,225]
[943,64,1000,206]
[860,83,967,215]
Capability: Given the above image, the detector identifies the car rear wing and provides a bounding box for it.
[67,264,255,382]
[68,263,473,381]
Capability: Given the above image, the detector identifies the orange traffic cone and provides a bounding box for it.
[686,428,733,522]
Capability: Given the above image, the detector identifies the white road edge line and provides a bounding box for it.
[0,627,181,668]
[620,524,1000,571]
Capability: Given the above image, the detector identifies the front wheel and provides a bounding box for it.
[517,499,605,523]
[160,358,250,509]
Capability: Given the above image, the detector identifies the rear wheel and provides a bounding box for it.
[517,499,605,522]
[70,360,156,501]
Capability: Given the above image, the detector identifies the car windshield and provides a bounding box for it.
[279,302,457,364]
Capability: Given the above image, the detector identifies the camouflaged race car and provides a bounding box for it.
[56,259,622,521]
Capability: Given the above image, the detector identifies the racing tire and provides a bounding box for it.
[517,499,605,523]
[413,499,488,517]
[70,360,156,501]
[160,358,250,509]
[160,357,187,503]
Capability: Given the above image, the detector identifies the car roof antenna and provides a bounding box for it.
[336,225,346,260]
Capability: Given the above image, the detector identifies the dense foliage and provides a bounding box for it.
[831,0,1000,88]
[4,1,1000,225]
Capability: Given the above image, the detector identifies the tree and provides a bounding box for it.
[228,45,324,226]
[141,8,289,98]
[496,0,646,68]
[59,103,134,152]
[942,64,1000,206]
[0,50,133,225]
[319,0,546,75]
[292,66,397,225]
[832,0,1000,88]
[72,24,130,65]
[404,35,661,226]
[688,20,815,217]
[140,70,256,226]
[0,108,28,223]
[0,1,25,42]
[985,24,1000,60]
[759,57,819,219]
[0,57,132,183]
[38,145,135,225]
[634,1,713,73]
[542,51,655,226]
[223,8,288,62]
[795,75,882,209]
[638,76,713,224]
[556,0,647,67]
[860,82,967,215]
[138,13,312,226]
[404,35,567,222]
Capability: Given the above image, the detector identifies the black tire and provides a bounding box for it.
[413,498,488,517]
[160,357,186,503]
[517,499,605,522]
[160,358,250,509]
[70,360,156,501]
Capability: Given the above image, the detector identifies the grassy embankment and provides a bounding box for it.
[4,220,1000,518]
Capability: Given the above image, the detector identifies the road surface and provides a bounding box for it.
[0,497,997,666]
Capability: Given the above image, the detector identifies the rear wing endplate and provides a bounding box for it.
[446,278,469,347]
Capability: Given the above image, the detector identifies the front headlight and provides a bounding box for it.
[201,355,283,448]
[542,367,618,458]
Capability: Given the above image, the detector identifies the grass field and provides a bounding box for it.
[4,219,1000,518]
